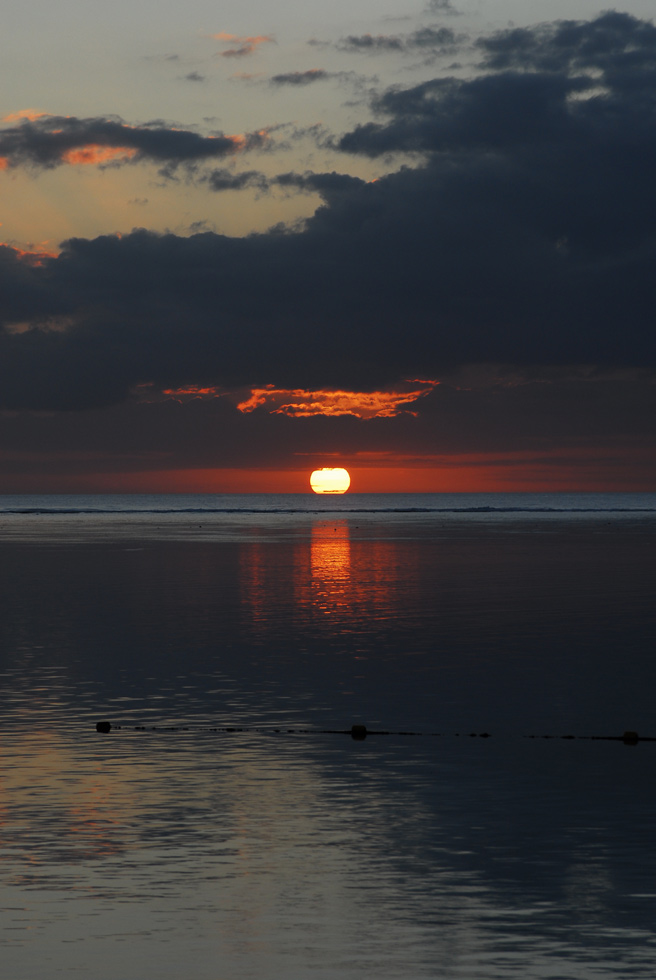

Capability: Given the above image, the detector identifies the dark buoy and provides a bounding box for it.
[96,721,112,733]
[351,724,367,740]
[623,730,639,744]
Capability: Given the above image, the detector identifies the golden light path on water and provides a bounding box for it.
[309,467,351,494]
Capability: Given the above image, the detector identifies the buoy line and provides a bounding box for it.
[95,722,650,744]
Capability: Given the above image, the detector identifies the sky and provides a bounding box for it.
[1,0,656,493]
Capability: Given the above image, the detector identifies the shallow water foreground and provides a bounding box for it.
[3,728,656,980]
[0,494,655,978]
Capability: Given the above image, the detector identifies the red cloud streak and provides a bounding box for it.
[155,382,439,418]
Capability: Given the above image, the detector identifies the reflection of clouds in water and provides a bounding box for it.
[0,731,132,867]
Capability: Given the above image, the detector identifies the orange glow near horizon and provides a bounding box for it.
[62,145,139,166]
[2,448,656,494]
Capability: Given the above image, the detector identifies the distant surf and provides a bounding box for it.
[1,491,656,516]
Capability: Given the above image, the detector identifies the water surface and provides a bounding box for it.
[1,493,655,978]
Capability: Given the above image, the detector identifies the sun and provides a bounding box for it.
[310,467,351,494]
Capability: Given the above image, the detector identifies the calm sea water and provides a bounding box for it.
[1,493,655,979]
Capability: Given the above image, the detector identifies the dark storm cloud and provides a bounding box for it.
[337,26,461,55]
[1,12,655,411]
[0,115,267,171]
[477,10,656,75]
[338,12,656,155]
[336,72,591,155]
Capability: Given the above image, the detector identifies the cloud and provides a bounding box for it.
[197,167,366,197]
[426,0,460,14]
[0,114,268,174]
[410,26,462,49]
[2,371,655,489]
[336,72,590,156]
[211,32,274,58]
[230,72,264,82]
[337,26,462,55]
[270,69,331,86]
[202,168,269,192]
[63,145,139,165]
[338,34,404,53]
[235,383,437,418]
[336,12,656,166]
[2,109,48,123]
[183,71,206,83]
[0,13,655,414]
[146,380,438,418]
[273,170,366,196]
[476,10,656,75]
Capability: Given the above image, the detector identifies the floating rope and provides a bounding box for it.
[95,722,649,743]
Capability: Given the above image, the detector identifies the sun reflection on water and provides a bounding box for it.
[310,520,351,582]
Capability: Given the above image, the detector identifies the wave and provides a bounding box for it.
[3,505,656,516]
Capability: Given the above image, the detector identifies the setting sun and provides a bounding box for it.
[310,467,351,494]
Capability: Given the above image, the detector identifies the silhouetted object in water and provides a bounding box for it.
[92,722,654,743]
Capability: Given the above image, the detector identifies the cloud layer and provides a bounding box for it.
[336,26,462,55]
[0,114,267,174]
[1,12,655,415]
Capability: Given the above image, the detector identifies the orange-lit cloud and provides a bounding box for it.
[212,32,274,57]
[5,314,74,334]
[1,242,58,266]
[61,134,254,165]
[160,386,220,399]
[0,114,266,175]
[2,109,48,122]
[62,145,139,166]
[154,380,439,419]
[154,381,438,417]
[225,129,270,152]
[236,381,439,418]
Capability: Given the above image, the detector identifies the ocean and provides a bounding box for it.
[1,492,655,979]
